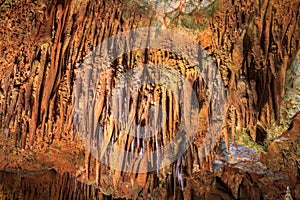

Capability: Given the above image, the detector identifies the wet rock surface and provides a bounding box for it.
[0,169,107,200]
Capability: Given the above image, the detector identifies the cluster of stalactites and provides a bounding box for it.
[72,48,217,197]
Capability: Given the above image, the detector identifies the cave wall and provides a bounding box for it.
[0,0,299,198]
[202,0,300,144]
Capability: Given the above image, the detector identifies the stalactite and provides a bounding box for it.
[93,75,107,135]
[137,86,147,127]
[85,150,91,181]
[127,90,139,133]
[230,105,236,142]
[223,124,230,152]
[1,0,299,199]
[112,128,129,188]
[98,114,115,166]
[173,87,180,141]
[20,120,28,149]
[40,4,64,120]
[14,87,24,147]
[29,45,48,146]
[144,93,151,149]
[261,4,271,56]
[24,81,33,116]
[161,87,168,146]
[153,86,161,136]
[211,151,215,172]
[5,87,17,132]
[64,104,73,139]
[266,94,272,127]
[183,80,192,129]
[47,95,56,138]
[168,90,174,140]
[236,107,242,133]
[58,96,65,139]
[186,148,192,177]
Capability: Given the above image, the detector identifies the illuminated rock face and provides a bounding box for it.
[282,50,300,120]
[0,0,299,199]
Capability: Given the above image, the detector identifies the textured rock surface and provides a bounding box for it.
[0,0,299,199]
[261,112,300,199]
[282,50,300,120]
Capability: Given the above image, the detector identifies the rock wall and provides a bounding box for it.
[0,0,299,199]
